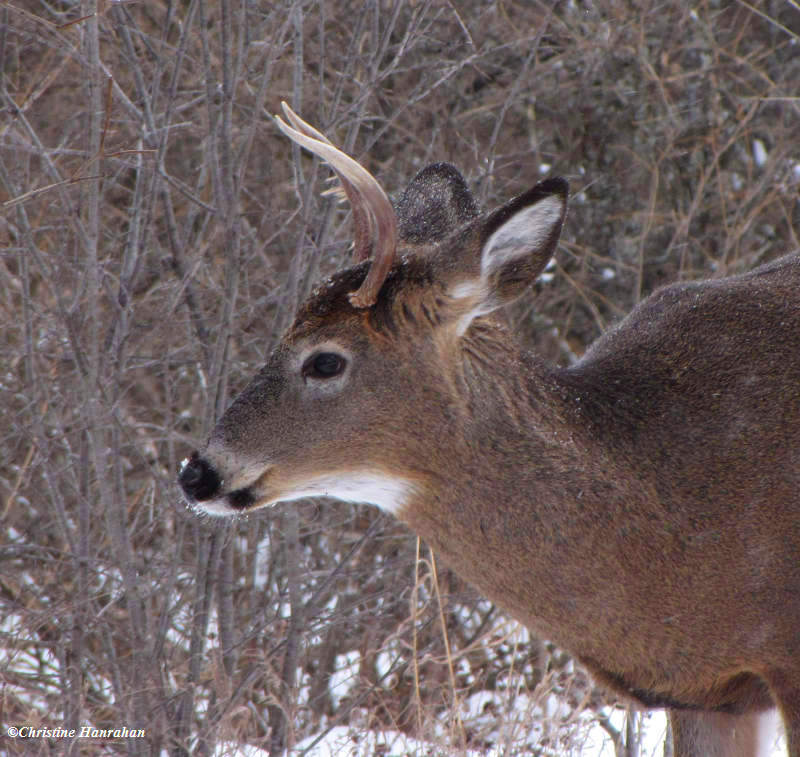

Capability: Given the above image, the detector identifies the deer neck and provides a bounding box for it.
[395,323,633,645]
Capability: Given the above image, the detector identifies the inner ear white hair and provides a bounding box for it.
[436,177,568,337]
[480,194,565,278]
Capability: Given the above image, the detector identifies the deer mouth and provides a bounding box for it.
[180,453,416,517]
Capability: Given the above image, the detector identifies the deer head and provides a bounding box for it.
[179,103,568,520]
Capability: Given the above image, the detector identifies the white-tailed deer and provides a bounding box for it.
[179,104,800,756]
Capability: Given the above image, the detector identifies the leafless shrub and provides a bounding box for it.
[1,1,797,755]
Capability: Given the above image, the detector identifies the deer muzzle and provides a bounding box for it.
[178,452,222,503]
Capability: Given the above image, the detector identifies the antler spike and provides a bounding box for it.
[278,103,372,265]
[275,103,398,308]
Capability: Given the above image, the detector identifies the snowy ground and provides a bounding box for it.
[214,707,786,756]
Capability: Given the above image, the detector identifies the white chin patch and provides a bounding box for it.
[278,473,415,516]
[187,497,244,518]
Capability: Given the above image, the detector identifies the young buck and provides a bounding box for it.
[179,104,800,756]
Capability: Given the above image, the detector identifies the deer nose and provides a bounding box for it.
[179,453,222,502]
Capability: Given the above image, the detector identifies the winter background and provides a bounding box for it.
[1,1,798,755]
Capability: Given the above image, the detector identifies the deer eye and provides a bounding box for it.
[303,352,346,380]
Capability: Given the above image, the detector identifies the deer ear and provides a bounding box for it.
[395,163,479,244]
[445,178,567,334]
[479,177,568,304]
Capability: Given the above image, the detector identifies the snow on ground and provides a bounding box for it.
[213,707,788,756]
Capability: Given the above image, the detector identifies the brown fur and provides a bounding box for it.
[180,157,800,755]
[671,711,761,757]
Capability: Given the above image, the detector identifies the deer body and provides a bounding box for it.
[179,106,800,756]
[406,253,800,716]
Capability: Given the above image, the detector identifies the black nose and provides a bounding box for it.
[179,453,222,501]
